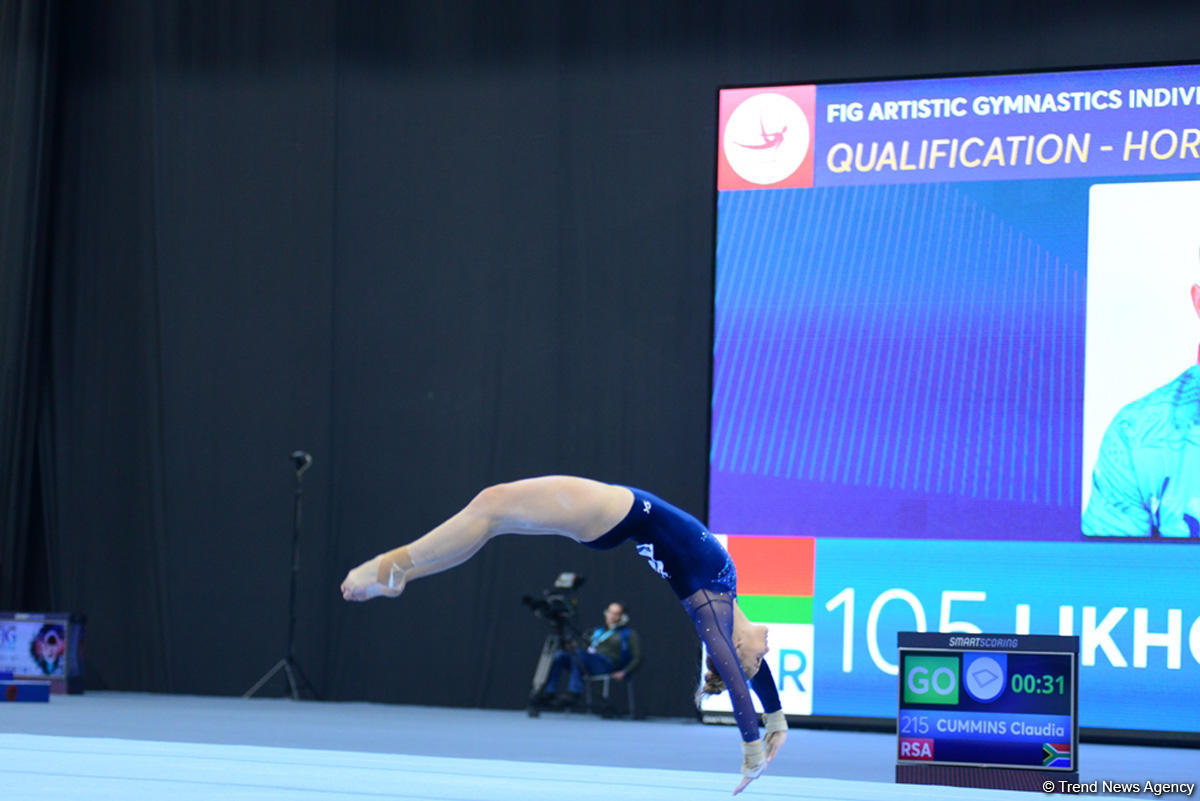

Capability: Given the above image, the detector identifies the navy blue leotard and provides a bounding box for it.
[583,485,783,742]
[582,487,736,599]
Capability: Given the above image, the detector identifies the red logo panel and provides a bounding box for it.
[718,85,816,191]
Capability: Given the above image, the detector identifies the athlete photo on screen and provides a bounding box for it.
[1082,180,1200,538]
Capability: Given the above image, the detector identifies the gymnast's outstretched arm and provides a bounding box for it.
[340,476,633,601]
[733,602,788,762]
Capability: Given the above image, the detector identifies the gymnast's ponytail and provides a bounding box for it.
[695,655,727,705]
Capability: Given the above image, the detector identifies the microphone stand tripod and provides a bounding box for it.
[244,450,320,700]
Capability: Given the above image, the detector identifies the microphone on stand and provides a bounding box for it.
[291,450,313,477]
[243,448,319,700]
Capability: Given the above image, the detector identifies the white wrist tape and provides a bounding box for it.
[741,739,766,778]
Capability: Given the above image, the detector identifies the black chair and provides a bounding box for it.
[583,672,637,719]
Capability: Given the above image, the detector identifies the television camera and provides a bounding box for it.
[521,571,585,629]
[523,572,588,714]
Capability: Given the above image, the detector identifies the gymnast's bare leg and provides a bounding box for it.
[340,476,634,601]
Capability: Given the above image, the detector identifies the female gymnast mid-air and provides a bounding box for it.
[341,475,787,794]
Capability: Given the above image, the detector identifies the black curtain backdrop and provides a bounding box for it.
[0,0,58,613]
[3,0,1199,719]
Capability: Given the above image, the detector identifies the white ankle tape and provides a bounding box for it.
[375,547,413,587]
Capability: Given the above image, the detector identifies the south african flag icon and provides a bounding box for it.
[1043,743,1071,768]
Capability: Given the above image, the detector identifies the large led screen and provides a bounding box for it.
[707,63,1200,734]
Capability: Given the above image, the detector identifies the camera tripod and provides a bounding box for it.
[526,615,587,716]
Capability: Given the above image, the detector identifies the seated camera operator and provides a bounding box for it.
[536,601,640,708]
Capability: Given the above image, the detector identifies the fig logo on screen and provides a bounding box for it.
[718,86,816,191]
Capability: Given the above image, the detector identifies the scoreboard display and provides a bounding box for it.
[896,632,1078,791]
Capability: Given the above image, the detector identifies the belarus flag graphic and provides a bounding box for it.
[700,534,816,716]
